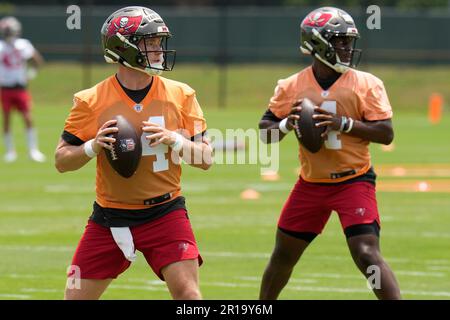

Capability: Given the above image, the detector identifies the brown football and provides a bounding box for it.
[293,98,326,153]
[104,115,142,178]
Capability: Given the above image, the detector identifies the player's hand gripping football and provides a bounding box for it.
[142,121,178,147]
[285,99,303,130]
[312,107,342,138]
[92,119,118,153]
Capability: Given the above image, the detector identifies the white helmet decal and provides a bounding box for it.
[119,17,129,28]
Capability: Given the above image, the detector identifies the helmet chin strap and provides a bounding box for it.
[318,51,351,73]
[122,61,164,76]
[103,52,164,76]
[148,56,164,72]
[104,55,165,76]
[143,56,165,76]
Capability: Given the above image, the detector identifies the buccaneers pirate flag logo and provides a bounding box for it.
[107,16,142,36]
[303,12,332,27]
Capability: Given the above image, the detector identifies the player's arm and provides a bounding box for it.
[259,99,302,144]
[142,121,213,170]
[29,49,44,68]
[344,118,393,145]
[182,134,213,171]
[313,108,394,145]
[25,49,44,80]
[55,120,118,173]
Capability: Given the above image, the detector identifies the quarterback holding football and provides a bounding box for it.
[258,7,401,299]
[55,6,212,300]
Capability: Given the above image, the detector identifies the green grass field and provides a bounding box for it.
[0,63,449,299]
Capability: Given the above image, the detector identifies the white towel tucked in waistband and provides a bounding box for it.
[110,227,137,262]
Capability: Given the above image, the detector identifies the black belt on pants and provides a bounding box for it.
[90,196,187,228]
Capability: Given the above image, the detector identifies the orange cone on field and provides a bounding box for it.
[428,93,443,124]
[240,188,261,200]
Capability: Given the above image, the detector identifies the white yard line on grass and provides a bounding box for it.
[0,245,72,252]
[108,282,258,291]
[124,279,166,286]
[427,266,450,271]
[0,294,31,299]
[1,245,447,266]
[421,232,450,239]
[1,205,67,213]
[1,229,49,236]
[44,185,93,194]
[4,275,450,298]
[289,273,364,280]
[211,282,450,298]
[7,274,48,279]
[21,288,59,293]
[425,259,450,266]
[203,251,270,259]
[203,282,259,288]
[401,290,450,298]
[108,284,168,292]
[181,182,293,193]
[286,285,450,297]
[1,245,449,269]
[237,276,317,284]
[107,282,450,298]
[395,271,445,277]
[202,251,412,264]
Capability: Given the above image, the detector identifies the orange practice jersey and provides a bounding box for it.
[64,75,207,209]
[269,66,392,183]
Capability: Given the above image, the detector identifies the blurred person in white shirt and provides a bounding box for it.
[0,16,45,162]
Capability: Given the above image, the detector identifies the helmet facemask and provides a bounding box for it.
[302,29,362,73]
[328,35,362,72]
[131,35,176,76]
[105,33,176,76]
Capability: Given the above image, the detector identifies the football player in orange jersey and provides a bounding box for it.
[55,6,212,300]
[259,7,401,299]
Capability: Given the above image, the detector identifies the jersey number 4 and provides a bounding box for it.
[140,116,169,172]
[320,101,342,150]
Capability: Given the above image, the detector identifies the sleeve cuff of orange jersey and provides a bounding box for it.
[190,130,207,142]
[62,130,85,146]
[187,122,207,140]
